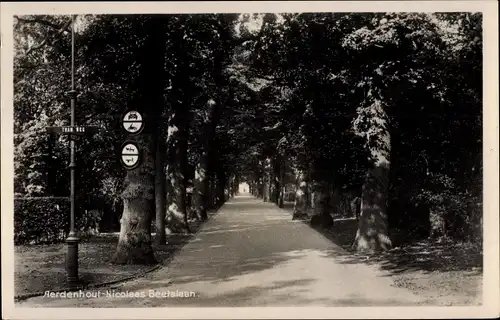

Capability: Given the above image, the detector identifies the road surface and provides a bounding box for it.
[17,195,426,307]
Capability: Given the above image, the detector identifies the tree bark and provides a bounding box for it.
[215,168,226,207]
[113,131,157,264]
[228,175,234,198]
[278,159,285,208]
[353,97,392,252]
[262,158,271,202]
[165,109,190,234]
[208,174,217,209]
[309,163,333,228]
[292,169,309,220]
[154,136,166,245]
[113,16,164,264]
[231,175,239,197]
[192,158,209,221]
[272,158,281,205]
[192,99,218,221]
[257,178,263,198]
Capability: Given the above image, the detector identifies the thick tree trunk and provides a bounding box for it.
[309,164,333,229]
[154,137,166,245]
[113,133,157,264]
[165,110,190,234]
[192,99,218,221]
[292,169,309,220]
[353,97,392,252]
[113,17,164,264]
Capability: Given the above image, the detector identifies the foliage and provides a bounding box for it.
[13,12,482,246]
[14,197,102,245]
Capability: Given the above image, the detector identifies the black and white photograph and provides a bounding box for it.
[1,1,498,319]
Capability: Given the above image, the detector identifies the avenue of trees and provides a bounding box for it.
[14,13,482,262]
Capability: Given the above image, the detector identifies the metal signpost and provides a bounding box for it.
[45,15,100,289]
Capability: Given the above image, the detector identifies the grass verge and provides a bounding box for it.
[15,211,216,300]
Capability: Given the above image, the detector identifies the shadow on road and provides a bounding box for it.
[281,202,482,276]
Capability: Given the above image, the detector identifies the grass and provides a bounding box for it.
[14,216,210,298]
[282,201,483,306]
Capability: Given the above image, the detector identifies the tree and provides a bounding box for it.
[113,16,167,263]
[154,130,167,244]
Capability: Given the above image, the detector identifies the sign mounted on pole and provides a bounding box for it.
[47,125,100,137]
[122,111,144,134]
[120,141,140,170]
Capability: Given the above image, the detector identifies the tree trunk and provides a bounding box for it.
[262,158,271,202]
[310,164,333,228]
[165,110,190,234]
[192,158,209,221]
[192,99,218,221]
[113,131,157,264]
[154,137,166,245]
[113,17,164,264]
[215,169,226,207]
[272,158,281,205]
[270,183,276,203]
[353,97,392,252]
[257,178,263,198]
[351,196,361,220]
[231,175,239,197]
[209,175,217,209]
[292,169,309,220]
[278,159,285,208]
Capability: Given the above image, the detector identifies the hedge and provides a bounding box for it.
[14,197,101,245]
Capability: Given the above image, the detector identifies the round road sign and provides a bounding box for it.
[120,142,140,169]
[122,111,144,134]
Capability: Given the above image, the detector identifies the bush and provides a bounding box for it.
[410,173,482,243]
[14,197,102,245]
[284,191,295,202]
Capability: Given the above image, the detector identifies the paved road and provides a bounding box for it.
[18,195,426,307]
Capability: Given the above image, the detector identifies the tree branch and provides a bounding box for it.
[229,35,259,47]
[22,17,73,55]
[15,16,71,32]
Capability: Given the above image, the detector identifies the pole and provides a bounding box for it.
[66,14,79,289]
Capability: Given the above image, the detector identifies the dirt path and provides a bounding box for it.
[18,195,429,307]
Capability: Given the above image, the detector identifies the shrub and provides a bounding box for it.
[410,173,482,243]
[14,197,102,245]
[284,191,295,202]
[14,197,69,245]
